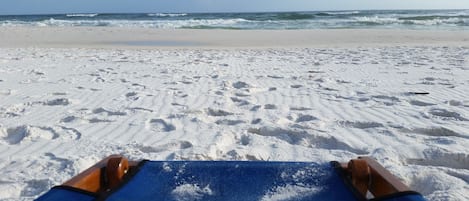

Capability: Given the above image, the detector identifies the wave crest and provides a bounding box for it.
[66,13,98,18]
[147,13,188,17]
[316,11,361,16]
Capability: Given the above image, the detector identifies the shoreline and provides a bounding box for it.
[1,27,469,49]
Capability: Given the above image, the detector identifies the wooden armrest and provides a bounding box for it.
[341,156,411,199]
[63,155,136,194]
[358,156,410,196]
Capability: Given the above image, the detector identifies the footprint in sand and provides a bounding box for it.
[130,83,146,89]
[138,141,192,153]
[247,126,367,154]
[290,106,312,111]
[267,75,284,79]
[60,116,77,123]
[87,118,113,123]
[0,104,25,118]
[92,107,127,116]
[51,92,67,96]
[147,119,176,132]
[408,100,436,107]
[446,100,469,107]
[20,179,51,197]
[128,107,154,113]
[250,105,262,111]
[230,97,250,106]
[215,119,246,126]
[428,108,467,121]
[290,84,303,89]
[251,118,262,124]
[232,81,250,89]
[206,108,234,117]
[402,127,468,139]
[239,135,251,146]
[371,95,400,106]
[125,92,139,100]
[234,92,250,97]
[0,125,81,145]
[406,148,469,170]
[264,104,277,110]
[338,121,384,129]
[43,98,71,106]
[295,114,317,123]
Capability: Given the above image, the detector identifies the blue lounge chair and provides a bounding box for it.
[35,155,426,201]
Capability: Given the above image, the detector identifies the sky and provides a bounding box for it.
[1,0,469,15]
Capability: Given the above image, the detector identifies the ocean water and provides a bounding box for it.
[1,10,469,30]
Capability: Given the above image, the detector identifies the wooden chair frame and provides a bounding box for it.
[61,155,412,200]
[63,155,139,194]
[338,157,410,199]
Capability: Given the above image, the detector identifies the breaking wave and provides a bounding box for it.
[147,13,188,17]
[66,13,99,18]
[1,10,468,30]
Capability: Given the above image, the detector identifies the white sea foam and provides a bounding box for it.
[404,17,467,26]
[0,10,468,30]
[324,11,360,15]
[24,18,249,29]
[147,13,188,17]
[352,16,400,25]
[66,13,99,17]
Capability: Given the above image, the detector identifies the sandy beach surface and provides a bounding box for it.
[0,27,468,200]
[2,27,469,48]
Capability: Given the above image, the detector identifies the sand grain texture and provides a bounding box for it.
[0,28,468,201]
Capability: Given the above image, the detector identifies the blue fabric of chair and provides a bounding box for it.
[35,161,428,201]
[105,161,356,201]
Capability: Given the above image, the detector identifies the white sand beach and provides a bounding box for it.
[2,27,469,48]
[0,28,468,200]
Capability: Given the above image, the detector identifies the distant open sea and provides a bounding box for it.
[1,10,469,30]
